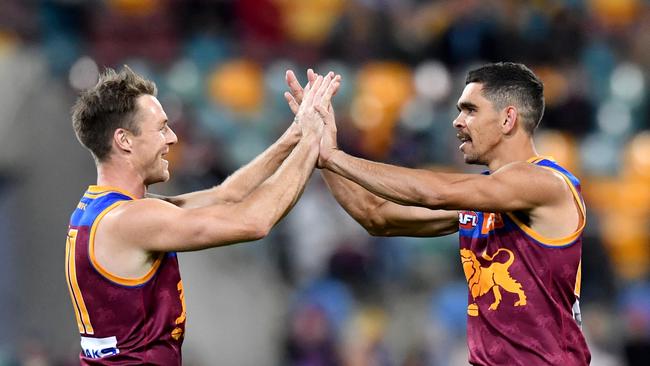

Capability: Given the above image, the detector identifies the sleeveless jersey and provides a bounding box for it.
[458,157,590,365]
[65,185,186,365]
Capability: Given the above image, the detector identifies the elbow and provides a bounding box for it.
[248,207,279,240]
[256,222,272,240]
[248,219,272,241]
[234,200,276,241]
[366,227,386,237]
[362,212,389,237]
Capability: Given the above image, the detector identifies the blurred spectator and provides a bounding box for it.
[2,0,649,364]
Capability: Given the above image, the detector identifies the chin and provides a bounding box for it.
[463,154,484,166]
[159,170,171,183]
[144,171,170,185]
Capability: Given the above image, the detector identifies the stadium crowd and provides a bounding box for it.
[0,0,648,365]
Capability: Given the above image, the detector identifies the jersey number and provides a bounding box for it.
[65,228,95,335]
[171,280,186,340]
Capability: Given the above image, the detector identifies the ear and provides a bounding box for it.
[501,106,517,134]
[114,128,133,153]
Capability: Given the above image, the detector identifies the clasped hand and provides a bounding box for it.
[285,69,341,168]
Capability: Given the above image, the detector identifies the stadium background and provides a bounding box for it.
[0,0,649,365]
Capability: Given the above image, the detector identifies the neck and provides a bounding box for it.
[96,158,146,198]
[487,135,538,172]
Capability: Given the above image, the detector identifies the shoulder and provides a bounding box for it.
[493,161,567,186]
[491,161,572,204]
[100,198,182,229]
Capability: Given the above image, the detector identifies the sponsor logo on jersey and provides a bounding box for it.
[459,211,478,229]
[481,212,504,234]
[80,336,119,359]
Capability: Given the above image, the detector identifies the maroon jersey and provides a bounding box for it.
[458,157,590,365]
[65,186,186,365]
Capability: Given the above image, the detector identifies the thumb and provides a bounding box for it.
[284,92,300,115]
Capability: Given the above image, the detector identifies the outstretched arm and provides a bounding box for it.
[108,73,341,252]
[321,147,570,213]
[285,69,458,237]
[322,169,458,236]
[155,122,302,208]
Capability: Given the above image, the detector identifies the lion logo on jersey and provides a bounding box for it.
[460,248,527,316]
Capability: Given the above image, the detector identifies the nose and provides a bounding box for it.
[167,126,178,145]
[453,113,464,129]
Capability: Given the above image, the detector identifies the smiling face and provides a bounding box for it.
[453,82,505,166]
[129,95,178,185]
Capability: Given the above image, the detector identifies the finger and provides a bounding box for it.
[284,92,300,114]
[303,75,324,108]
[303,69,320,99]
[304,68,316,93]
[286,70,304,104]
[314,72,334,103]
[307,68,317,84]
[332,74,343,96]
[320,75,341,108]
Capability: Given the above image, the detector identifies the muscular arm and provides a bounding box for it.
[110,132,320,252]
[285,69,458,237]
[323,151,569,213]
[321,169,458,237]
[154,123,302,208]
[103,73,339,253]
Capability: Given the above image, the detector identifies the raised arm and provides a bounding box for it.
[318,131,583,244]
[103,73,340,253]
[322,169,458,237]
[285,69,458,237]
[320,150,569,213]
[156,122,302,208]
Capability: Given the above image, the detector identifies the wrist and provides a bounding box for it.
[323,149,343,170]
[301,131,321,147]
[279,122,301,147]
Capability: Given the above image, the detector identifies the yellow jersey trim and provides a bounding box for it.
[506,165,586,247]
[526,155,555,164]
[574,260,582,297]
[85,185,138,200]
[88,201,163,286]
[65,228,94,335]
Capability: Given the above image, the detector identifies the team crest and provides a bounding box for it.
[460,248,527,316]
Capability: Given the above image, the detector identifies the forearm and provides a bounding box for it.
[218,124,301,202]
[241,133,320,232]
[324,150,450,209]
[322,169,459,237]
[166,124,301,208]
[320,169,386,228]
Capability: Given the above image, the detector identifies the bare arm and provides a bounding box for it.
[323,151,570,213]
[285,69,458,237]
[285,70,577,239]
[105,73,340,252]
[157,122,302,208]
[111,131,320,252]
[321,169,458,237]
